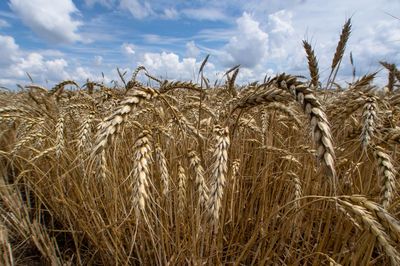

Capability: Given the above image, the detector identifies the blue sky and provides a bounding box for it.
[0,0,399,88]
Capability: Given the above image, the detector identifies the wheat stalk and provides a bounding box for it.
[303,40,320,88]
[0,221,13,266]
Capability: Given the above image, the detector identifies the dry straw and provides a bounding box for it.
[1,18,400,264]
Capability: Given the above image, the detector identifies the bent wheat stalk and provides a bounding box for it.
[272,74,337,191]
[93,87,158,155]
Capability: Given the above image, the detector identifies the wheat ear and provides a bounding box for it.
[339,198,400,265]
[349,196,400,240]
[78,114,93,153]
[361,96,378,150]
[373,147,396,209]
[155,144,170,197]
[274,74,337,189]
[232,86,292,112]
[303,40,320,88]
[177,162,187,214]
[55,111,65,159]
[131,130,152,216]
[93,87,158,155]
[188,150,209,209]
[327,18,351,88]
[380,61,400,85]
[208,125,230,232]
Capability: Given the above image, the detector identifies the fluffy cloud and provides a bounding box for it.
[0,35,20,67]
[266,10,305,73]
[0,35,73,86]
[9,0,83,44]
[138,52,198,80]
[219,12,269,68]
[130,51,216,82]
[9,53,70,83]
[119,0,154,19]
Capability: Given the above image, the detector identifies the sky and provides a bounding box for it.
[0,0,399,89]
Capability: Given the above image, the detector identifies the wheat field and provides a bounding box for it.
[0,19,399,265]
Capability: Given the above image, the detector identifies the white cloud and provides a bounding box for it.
[219,12,269,68]
[266,10,304,72]
[3,0,400,89]
[138,52,203,80]
[85,0,116,8]
[39,50,65,57]
[119,0,154,19]
[9,0,83,44]
[261,0,400,82]
[182,8,228,21]
[121,42,136,56]
[0,35,72,86]
[0,19,10,28]
[0,35,20,67]
[43,58,69,81]
[268,10,295,35]
[185,41,200,57]
[71,66,109,83]
[9,53,70,82]
[94,55,103,65]
[162,8,179,20]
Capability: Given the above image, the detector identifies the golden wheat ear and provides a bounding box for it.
[207,125,230,233]
[326,18,352,89]
[303,40,320,88]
